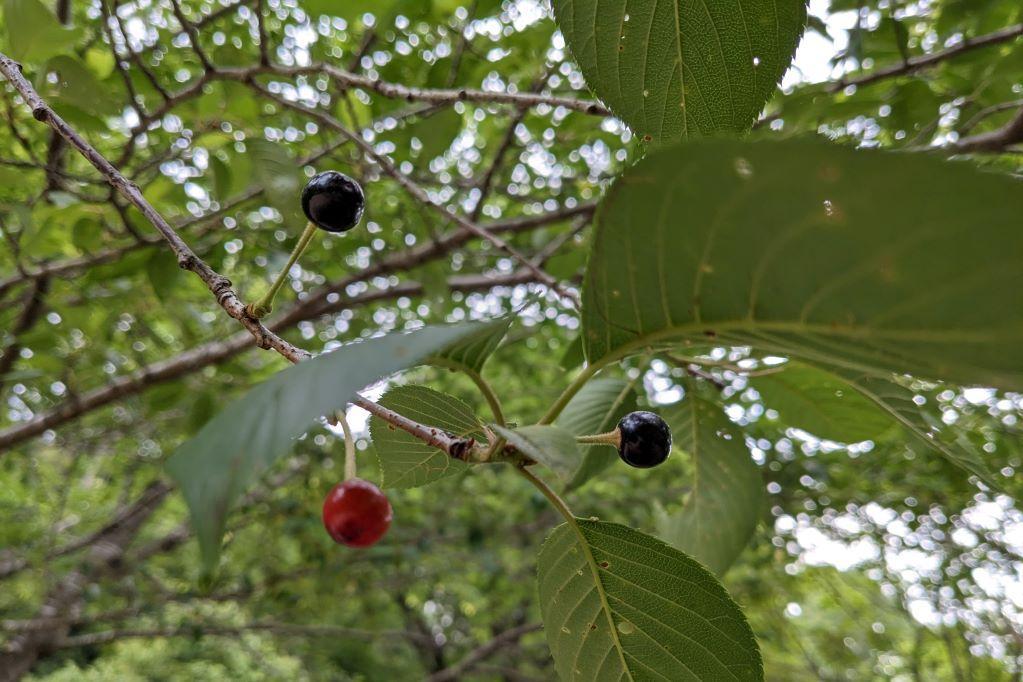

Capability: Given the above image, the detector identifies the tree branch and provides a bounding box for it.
[950,106,1023,153]
[251,82,579,306]
[0,52,309,366]
[0,481,171,678]
[426,623,543,682]
[827,23,1023,93]
[0,276,49,391]
[0,137,349,298]
[52,620,424,650]
[0,266,558,453]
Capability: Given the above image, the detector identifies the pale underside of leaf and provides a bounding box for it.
[582,140,1023,393]
[816,365,994,485]
[165,324,482,570]
[551,0,806,139]
[492,424,579,482]
[538,519,762,681]
[753,361,896,443]
[430,315,512,373]
[372,385,483,489]
[657,397,762,575]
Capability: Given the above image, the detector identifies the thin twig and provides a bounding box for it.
[252,83,579,307]
[828,23,1023,93]
[0,52,309,365]
[53,621,420,650]
[950,106,1023,152]
[169,0,215,71]
[427,623,543,682]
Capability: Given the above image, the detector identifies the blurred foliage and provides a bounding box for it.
[0,0,1021,679]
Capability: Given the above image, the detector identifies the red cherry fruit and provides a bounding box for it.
[322,478,393,547]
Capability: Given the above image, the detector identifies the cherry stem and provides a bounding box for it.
[338,410,357,481]
[248,221,318,319]
[576,429,621,448]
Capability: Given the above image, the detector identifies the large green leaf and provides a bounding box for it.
[655,397,762,575]
[550,0,806,140]
[581,140,1023,392]
[165,324,480,571]
[431,316,512,373]
[371,385,479,489]
[753,361,894,442]
[492,424,579,483]
[556,376,639,490]
[537,519,762,681]
[2,0,82,64]
[819,365,994,485]
[47,56,119,116]
[247,139,304,229]
[751,360,993,483]
[405,108,462,160]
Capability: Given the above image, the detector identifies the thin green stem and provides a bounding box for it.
[248,221,318,318]
[517,465,574,522]
[431,359,505,425]
[538,362,600,425]
[338,411,357,481]
[517,466,632,674]
[467,368,505,426]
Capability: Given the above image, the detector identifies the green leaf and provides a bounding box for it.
[537,519,762,682]
[556,377,638,491]
[492,424,579,482]
[47,56,119,116]
[165,324,481,571]
[558,335,585,371]
[247,139,304,229]
[83,46,115,79]
[550,0,805,140]
[407,108,462,159]
[371,385,480,489]
[430,315,511,373]
[301,0,395,20]
[819,366,995,486]
[655,397,762,575]
[581,139,1023,393]
[209,154,233,201]
[753,361,894,442]
[2,0,82,64]
[71,217,104,253]
[753,361,991,485]
[146,250,183,302]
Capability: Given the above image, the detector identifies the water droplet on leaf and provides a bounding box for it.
[734,157,754,179]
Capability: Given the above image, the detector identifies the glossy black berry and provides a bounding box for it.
[617,411,672,468]
[301,170,365,233]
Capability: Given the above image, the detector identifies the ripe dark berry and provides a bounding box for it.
[301,170,365,233]
[617,411,672,468]
[322,478,392,547]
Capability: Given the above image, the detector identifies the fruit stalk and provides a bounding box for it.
[575,430,621,448]
[338,411,357,481]
[247,221,318,319]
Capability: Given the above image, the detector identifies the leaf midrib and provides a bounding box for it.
[565,516,634,681]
